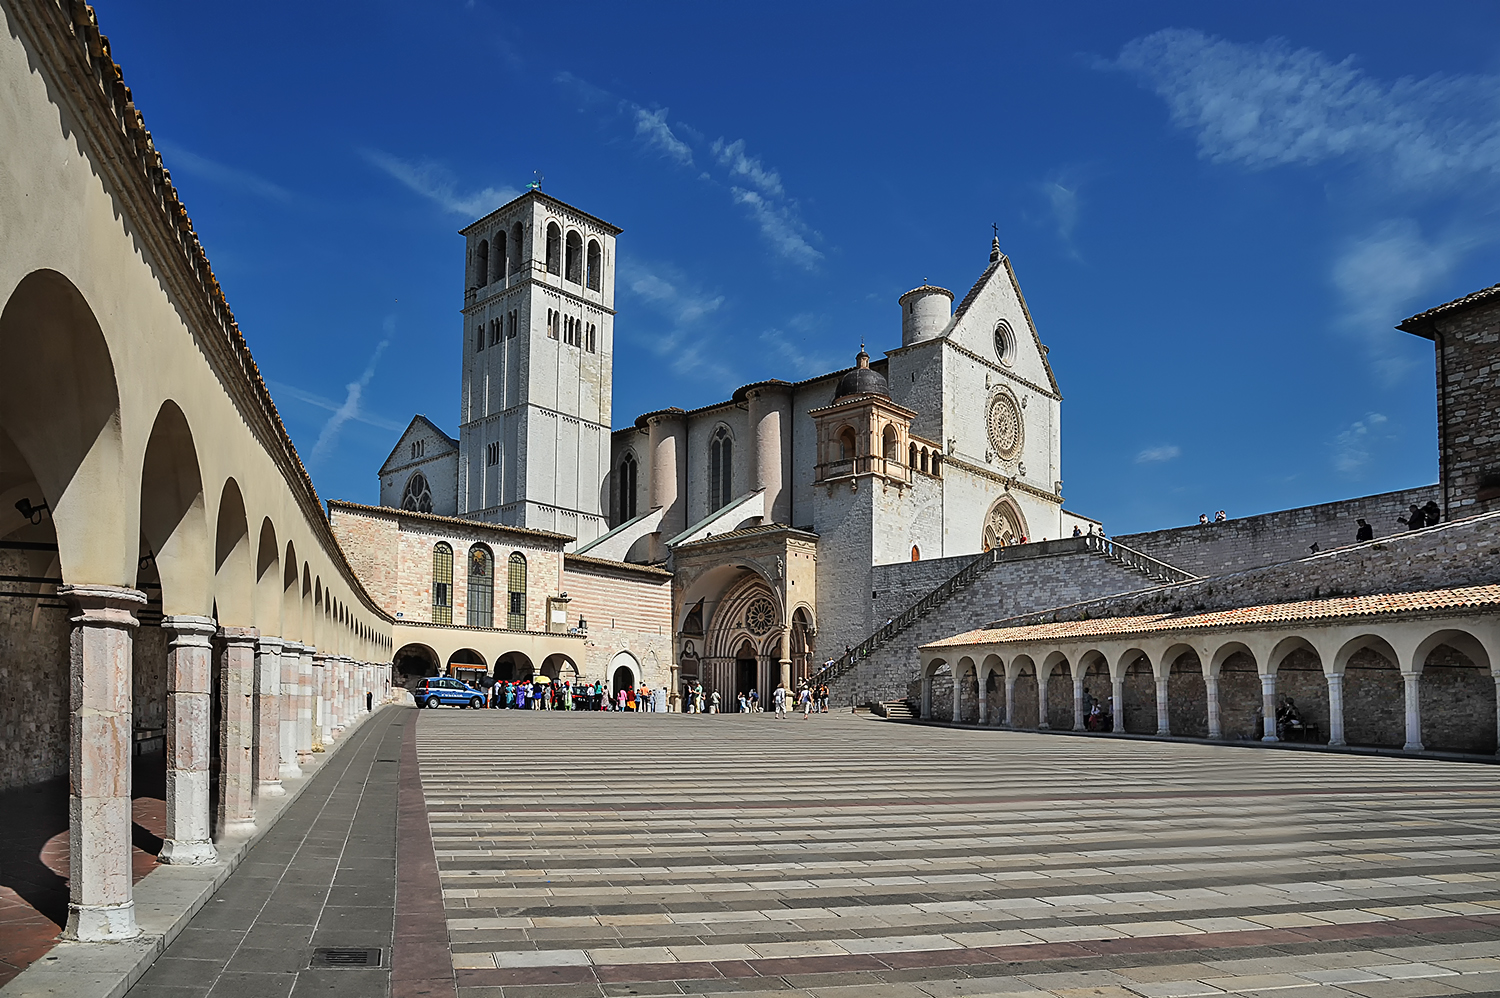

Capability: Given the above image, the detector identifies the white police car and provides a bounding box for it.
[414,676,487,709]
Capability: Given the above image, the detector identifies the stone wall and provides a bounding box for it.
[561,556,675,691]
[1424,296,1500,518]
[1114,486,1437,578]
[848,541,1162,705]
[0,564,69,791]
[999,508,1500,630]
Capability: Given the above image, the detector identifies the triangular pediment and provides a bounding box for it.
[945,255,1061,397]
[379,415,459,475]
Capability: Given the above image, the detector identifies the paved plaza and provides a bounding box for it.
[113,707,1500,998]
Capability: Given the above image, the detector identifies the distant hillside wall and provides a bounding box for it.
[1114,486,1437,578]
[995,508,1500,631]
[841,543,1161,705]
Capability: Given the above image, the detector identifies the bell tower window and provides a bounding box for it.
[710,426,733,512]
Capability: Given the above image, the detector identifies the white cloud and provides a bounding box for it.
[1332,412,1388,474]
[158,141,292,202]
[617,254,734,384]
[1112,29,1500,193]
[269,382,404,432]
[711,138,784,197]
[362,149,519,217]
[309,317,395,464]
[634,108,695,166]
[1135,444,1181,464]
[760,315,836,378]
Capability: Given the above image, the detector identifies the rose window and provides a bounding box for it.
[745,597,776,635]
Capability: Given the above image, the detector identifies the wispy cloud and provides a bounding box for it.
[618,254,735,384]
[555,72,822,269]
[760,314,837,378]
[158,141,292,202]
[270,382,405,432]
[1332,412,1388,475]
[1032,167,1084,258]
[1136,444,1181,464]
[362,149,519,217]
[1111,29,1500,193]
[308,317,396,464]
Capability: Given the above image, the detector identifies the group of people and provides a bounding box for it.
[680,681,832,717]
[486,679,662,712]
[1197,510,1228,525]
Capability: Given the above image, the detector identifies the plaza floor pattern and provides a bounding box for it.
[420,710,1500,998]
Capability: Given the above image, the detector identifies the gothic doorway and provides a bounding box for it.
[735,640,758,699]
[612,666,634,695]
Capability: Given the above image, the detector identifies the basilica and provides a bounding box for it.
[357,189,1096,705]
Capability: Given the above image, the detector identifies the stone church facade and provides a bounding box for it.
[371,190,1098,705]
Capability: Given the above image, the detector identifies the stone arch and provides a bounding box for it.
[1009,653,1038,728]
[1161,643,1207,739]
[882,423,900,462]
[586,238,602,291]
[0,269,128,584]
[1211,643,1261,741]
[609,650,640,696]
[981,496,1027,551]
[545,221,562,275]
[475,238,490,288]
[980,653,1004,725]
[1114,649,1153,734]
[1335,634,1403,749]
[493,650,532,683]
[446,648,487,687]
[1042,651,1073,730]
[542,653,578,683]
[836,424,858,460]
[565,229,583,283]
[137,401,210,617]
[1415,628,1496,753]
[281,542,300,642]
[253,518,281,634]
[213,480,253,626]
[955,655,980,723]
[1271,638,1327,744]
[393,643,439,687]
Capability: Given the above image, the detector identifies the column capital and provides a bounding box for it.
[257,635,285,654]
[280,640,304,655]
[161,614,218,645]
[59,584,145,629]
[219,625,260,647]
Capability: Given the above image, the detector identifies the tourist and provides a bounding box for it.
[799,685,812,718]
[1422,500,1441,526]
[1215,510,1226,522]
[710,689,720,713]
[1399,504,1426,531]
[773,684,787,719]
[1355,518,1374,542]
[1072,525,1082,537]
[1198,513,1209,525]
[749,688,759,713]
[818,683,830,712]
[617,687,627,711]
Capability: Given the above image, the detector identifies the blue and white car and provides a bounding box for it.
[414,676,487,709]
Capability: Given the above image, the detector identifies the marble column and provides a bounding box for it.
[312,653,330,749]
[1004,672,1017,727]
[59,584,145,941]
[1260,673,1278,742]
[951,669,963,723]
[278,642,302,779]
[1110,674,1125,733]
[1402,673,1424,752]
[1326,672,1346,747]
[159,615,218,866]
[920,673,932,719]
[1155,675,1171,736]
[254,635,285,799]
[217,627,258,836]
[297,645,315,759]
[1037,672,1050,730]
[1494,675,1500,755]
[977,677,989,726]
[778,658,792,694]
[1072,675,1085,732]
[1206,672,1222,740]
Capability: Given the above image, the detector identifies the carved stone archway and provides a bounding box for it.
[982,496,1028,550]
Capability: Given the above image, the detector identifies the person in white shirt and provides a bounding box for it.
[773,685,787,719]
[798,685,812,718]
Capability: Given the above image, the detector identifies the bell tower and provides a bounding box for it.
[456,190,622,546]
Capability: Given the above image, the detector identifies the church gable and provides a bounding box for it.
[944,252,1060,397]
[379,415,458,476]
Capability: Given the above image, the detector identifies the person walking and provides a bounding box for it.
[749,688,759,713]
[737,692,748,714]
[1399,504,1426,531]
[710,689,720,714]
[799,685,812,718]
[773,684,787,719]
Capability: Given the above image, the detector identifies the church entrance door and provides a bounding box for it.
[612,666,634,697]
[736,656,757,701]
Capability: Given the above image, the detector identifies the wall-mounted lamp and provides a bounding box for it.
[15,497,48,525]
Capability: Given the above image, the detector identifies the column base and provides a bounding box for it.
[1261,735,1279,742]
[1156,727,1170,736]
[1404,741,1424,752]
[1328,738,1346,747]
[256,780,286,798]
[65,901,139,941]
[219,819,257,838]
[1038,721,1050,730]
[159,838,219,866]
[280,761,303,779]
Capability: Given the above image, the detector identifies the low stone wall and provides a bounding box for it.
[1114,486,1437,578]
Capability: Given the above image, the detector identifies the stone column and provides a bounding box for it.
[159,615,218,866]
[1037,671,1050,730]
[920,672,932,719]
[217,627,258,836]
[748,386,793,525]
[1004,672,1017,727]
[1206,672,1222,739]
[1259,673,1278,741]
[1155,675,1170,736]
[278,641,302,779]
[778,658,792,694]
[1110,674,1125,733]
[646,412,688,560]
[313,653,331,747]
[59,584,145,941]
[1326,672,1346,747]
[1072,675,1085,732]
[297,645,315,760]
[951,671,963,724]
[1494,674,1500,755]
[1402,672,1424,752]
[254,636,285,799]
[977,680,989,726]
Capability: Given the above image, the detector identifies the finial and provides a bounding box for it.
[527,170,544,191]
[990,223,1002,264]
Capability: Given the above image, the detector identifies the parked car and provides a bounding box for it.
[414,676,486,709]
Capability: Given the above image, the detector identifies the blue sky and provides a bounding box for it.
[102,1,1500,534]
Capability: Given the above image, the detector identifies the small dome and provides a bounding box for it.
[834,348,889,400]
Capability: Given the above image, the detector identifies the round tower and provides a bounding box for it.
[898,285,953,346]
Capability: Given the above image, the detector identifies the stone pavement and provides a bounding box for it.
[420,710,1500,998]
[119,706,406,998]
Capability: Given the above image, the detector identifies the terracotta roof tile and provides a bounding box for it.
[924,584,1500,649]
[1400,281,1500,335]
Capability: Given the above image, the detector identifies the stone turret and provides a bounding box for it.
[898,285,953,346]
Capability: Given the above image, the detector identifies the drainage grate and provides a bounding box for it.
[309,947,383,969]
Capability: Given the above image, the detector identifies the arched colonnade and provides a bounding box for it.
[920,613,1500,755]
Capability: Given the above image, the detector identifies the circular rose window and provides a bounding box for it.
[745,597,776,635]
[986,390,1024,461]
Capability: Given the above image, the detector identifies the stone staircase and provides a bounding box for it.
[814,535,1196,702]
[877,700,915,721]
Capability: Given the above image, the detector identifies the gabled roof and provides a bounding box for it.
[1399,281,1500,339]
[327,499,574,544]
[948,251,1061,397]
[460,189,623,237]
[379,415,458,474]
